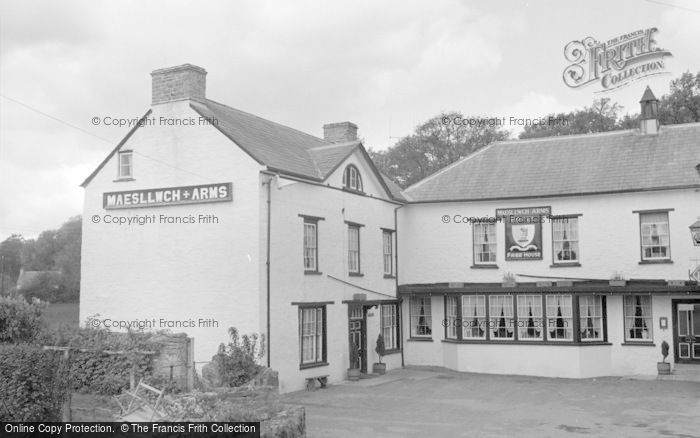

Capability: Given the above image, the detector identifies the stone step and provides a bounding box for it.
[672,364,700,375]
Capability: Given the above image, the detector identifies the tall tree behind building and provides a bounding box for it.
[1,216,83,301]
[519,98,635,139]
[369,112,510,188]
[519,71,700,140]
[658,71,700,124]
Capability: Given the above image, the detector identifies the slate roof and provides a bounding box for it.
[403,123,700,202]
[83,99,400,201]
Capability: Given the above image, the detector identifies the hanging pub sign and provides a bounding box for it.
[495,206,551,261]
[103,182,233,209]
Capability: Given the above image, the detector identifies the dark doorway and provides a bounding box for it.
[672,300,700,364]
[348,305,367,373]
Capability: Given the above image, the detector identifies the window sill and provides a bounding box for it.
[300,361,329,370]
[550,262,581,268]
[113,177,135,182]
[342,187,366,196]
[407,337,433,342]
[383,274,396,279]
[471,264,499,269]
[621,342,656,347]
[349,272,364,277]
[639,260,673,264]
[304,271,323,276]
[442,339,611,346]
[383,349,402,355]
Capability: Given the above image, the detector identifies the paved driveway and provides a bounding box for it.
[282,366,700,438]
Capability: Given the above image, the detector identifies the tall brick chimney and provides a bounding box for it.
[151,64,207,105]
[323,121,358,143]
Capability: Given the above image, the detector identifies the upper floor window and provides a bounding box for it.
[382,230,394,277]
[343,165,363,192]
[640,212,670,261]
[552,217,579,263]
[347,224,361,275]
[303,220,318,272]
[473,223,497,265]
[118,151,133,178]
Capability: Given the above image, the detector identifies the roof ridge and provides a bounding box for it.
[498,128,637,145]
[202,98,330,148]
[660,121,700,130]
[309,140,361,151]
[403,142,498,194]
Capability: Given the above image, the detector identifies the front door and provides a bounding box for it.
[348,305,367,373]
[673,300,700,363]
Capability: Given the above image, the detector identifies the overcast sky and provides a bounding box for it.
[1,0,699,241]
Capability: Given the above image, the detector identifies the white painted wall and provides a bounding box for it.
[398,189,700,284]
[396,189,699,378]
[268,149,400,392]
[80,100,265,366]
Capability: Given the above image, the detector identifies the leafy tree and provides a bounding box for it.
[0,235,24,291]
[370,112,509,188]
[658,71,700,124]
[15,216,82,302]
[519,98,628,139]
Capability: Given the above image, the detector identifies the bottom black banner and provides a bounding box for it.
[1,422,260,438]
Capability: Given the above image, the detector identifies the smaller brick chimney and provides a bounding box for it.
[323,122,358,143]
[151,64,207,105]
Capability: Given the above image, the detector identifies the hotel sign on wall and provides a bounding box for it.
[495,206,551,261]
[103,182,233,209]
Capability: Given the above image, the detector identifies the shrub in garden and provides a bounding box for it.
[0,344,71,421]
[213,327,266,387]
[39,320,165,395]
[0,295,45,344]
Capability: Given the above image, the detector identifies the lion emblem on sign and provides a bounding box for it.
[509,224,538,252]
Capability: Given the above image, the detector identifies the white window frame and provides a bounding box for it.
[410,296,432,338]
[640,212,671,261]
[579,295,603,341]
[517,295,543,341]
[299,306,325,365]
[445,296,459,339]
[382,230,393,276]
[489,295,514,340]
[118,151,133,178]
[462,295,486,339]
[473,222,497,265]
[552,216,579,263]
[546,295,573,341]
[348,225,360,274]
[343,165,363,192]
[624,295,653,342]
[381,303,399,350]
[303,221,318,272]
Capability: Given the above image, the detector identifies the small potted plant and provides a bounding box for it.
[657,340,671,375]
[347,341,361,381]
[373,334,387,375]
[609,271,627,287]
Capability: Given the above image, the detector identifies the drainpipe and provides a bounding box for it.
[263,175,273,368]
[394,204,405,368]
